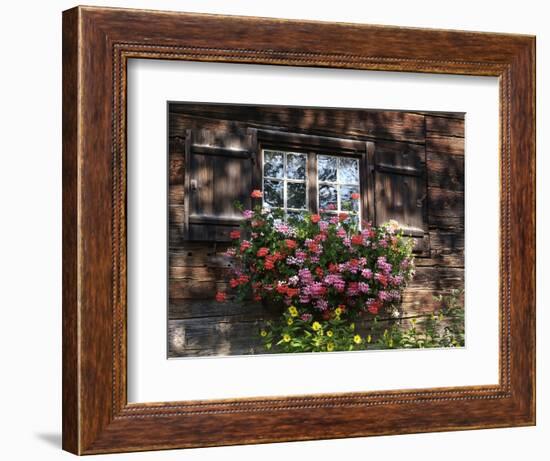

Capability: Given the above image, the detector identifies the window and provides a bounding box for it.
[262,150,361,225]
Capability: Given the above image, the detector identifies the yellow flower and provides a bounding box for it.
[367,334,372,343]
[334,307,342,316]
[283,333,291,343]
[287,318,293,326]
[326,330,333,337]
[312,321,321,331]
[260,330,267,337]
[327,342,335,352]
[350,323,355,331]
[288,306,299,317]
[353,335,362,344]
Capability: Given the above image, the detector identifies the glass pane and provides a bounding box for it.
[347,213,359,227]
[340,185,360,212]
[339,158,359,184]
[287,182,306,209]
[317,155,337,182]
[286,153,306,179]
[319,184,338,211]
[264,151,284,178]
[287,210,307,223]
[264,179,283,208]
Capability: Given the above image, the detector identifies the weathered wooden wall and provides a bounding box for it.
[168,105,464,357]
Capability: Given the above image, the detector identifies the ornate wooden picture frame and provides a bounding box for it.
[62,5,535,455]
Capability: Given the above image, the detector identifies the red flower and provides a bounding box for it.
[251,189,263,198]
[338,212,349,222]
[253,294,262,302]
[368,300,381,315]
[376,274,388,287]
[215,292,227,302]
[257,247,269,257]
[229,230,241,239]
[285,239,297,249]
[230,278,239,288]
[351,192,360,200]
[310,214,321,223]
[240,241,252,252]
[238,275,250,284]
[307,241,319,253]
[264,258,275,270]
[286,288,299,298]
[328,263,338,273]
[315,267,324,277]
[276,284,288,295]
[351,234,363,246]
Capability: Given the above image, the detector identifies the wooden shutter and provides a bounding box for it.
[371,141,428,252]
[184,129,255,242]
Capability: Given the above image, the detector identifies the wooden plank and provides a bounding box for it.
[169,183,184,204]
[169,265,230,281]
[169,246,234,268]
[425,115,465,138]
[427,187,464,218]
[169,299,269,320]
[427,150,464,191]
[170,105,426,143]
[169,279,230,299]
[169,152,184,186]
[426,137,465,156]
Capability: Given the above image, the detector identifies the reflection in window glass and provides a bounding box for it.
[263,150,307,219]
[317,155,361,223]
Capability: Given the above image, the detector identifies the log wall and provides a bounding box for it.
[167,105,464,357]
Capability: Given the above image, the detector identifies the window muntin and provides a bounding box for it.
[262,150,308,219]
[317,155,360,224]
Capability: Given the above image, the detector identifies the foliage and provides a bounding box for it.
[373,289,465,349]
[260,305,368,353]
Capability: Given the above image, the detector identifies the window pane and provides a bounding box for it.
[319,184,338,211]
[287,182,306,209]
[264,179,283,208]
[339,158,359,184]
[317,155,337,182]
[286,153,306,179]
[287,210,307,223]
[340,185,360,212]
[264,151,284,178]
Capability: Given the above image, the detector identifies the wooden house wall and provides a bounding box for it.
[167,105,464,357]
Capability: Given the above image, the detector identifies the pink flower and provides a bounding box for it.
[242,209,253,219]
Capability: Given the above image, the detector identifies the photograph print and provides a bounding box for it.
[167,102,465,358]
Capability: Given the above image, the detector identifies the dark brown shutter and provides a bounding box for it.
[372,141,428,252]
[184,129,255,242]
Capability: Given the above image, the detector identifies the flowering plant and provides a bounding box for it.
[217,189,415,352]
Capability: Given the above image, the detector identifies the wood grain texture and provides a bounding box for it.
[167,104,447,358]
[62,5,535,455]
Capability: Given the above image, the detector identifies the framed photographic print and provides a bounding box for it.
[62,5,535,454]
